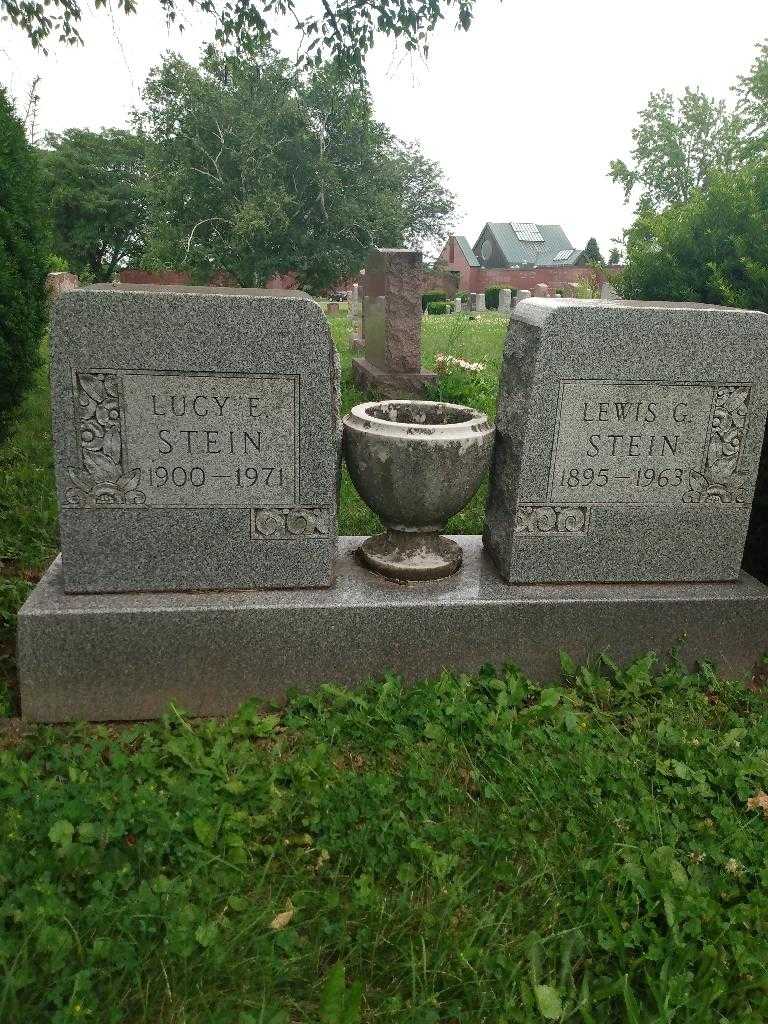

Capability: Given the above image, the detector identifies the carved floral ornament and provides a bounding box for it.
[515,506,589,535]
[684,386,751,504]
[251,508,327,538]
[66,372,147,508]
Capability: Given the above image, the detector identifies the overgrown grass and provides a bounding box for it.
[1,656,767,1022]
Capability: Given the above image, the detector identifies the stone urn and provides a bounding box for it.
[342,400,495,580]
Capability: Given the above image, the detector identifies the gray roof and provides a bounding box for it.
[454,235,480,267]
[478,222,581,268]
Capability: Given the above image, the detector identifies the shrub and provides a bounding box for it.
[484,285,502,309]
[0,89,48,444]
[457,290,469,302]
[422,290,447,311]
[426,300,448,315]
[47,254,69,272]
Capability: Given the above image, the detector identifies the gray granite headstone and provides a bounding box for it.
[499,288,512,314]
[51,285,340,593]
[484,299,768,583]
[476,292,486,312]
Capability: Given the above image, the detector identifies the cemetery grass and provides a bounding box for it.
[1,657,768,1021]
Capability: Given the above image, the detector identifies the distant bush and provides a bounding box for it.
[47,254,69,272]
[422,290,447,311]
[484,285,501,309]
[0,89,48,445]
[457,291,469,302]
[426,300,449,315]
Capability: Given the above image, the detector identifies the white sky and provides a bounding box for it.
[2,0,768,259]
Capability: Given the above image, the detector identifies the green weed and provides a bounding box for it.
[0,658,765,1021]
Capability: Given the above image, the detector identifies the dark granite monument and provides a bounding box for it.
[352,248,436,396]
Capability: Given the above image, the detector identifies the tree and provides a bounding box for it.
[609,87,747,210]
[3,0,477,71]
[608,247,621,265]
[41,129,148,281]
[735,38,768,156]
[138,50,454,290]
[576,237,604,266]
[0,89,48,443]
[617,161,768,311]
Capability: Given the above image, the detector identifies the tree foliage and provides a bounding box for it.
[138,50,455,290]
[0,89,48,444]
[41,129,147,281]
[735,38,768,153]
[2,0,476,71]
[576,237,604,266]
[617,161,768,311]
[607,247,621,265]
[609,87,747,210]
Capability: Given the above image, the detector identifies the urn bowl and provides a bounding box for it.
[342,399,495,580]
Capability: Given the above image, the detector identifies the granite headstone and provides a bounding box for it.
[51,285,340,593]
[352,248,435,396]
[484,298,768,583]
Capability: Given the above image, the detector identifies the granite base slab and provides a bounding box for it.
[352,357,437,398]
[18,537,768,722]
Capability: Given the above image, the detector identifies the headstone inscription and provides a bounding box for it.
[50,285,340,593]
[484,299,768,583]
[352,248,436,396]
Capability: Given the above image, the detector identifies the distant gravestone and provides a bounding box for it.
[484,299,768,583]
[454,296,462,314]
[534,283,549,297]
[476,292,486,312]
[46,272,80,298]
[49,285,340,593]
[469,292,477,312]
[352,248,435,396]
[327,300,340,315]
[348,283,359,318]
[515,289,532,305]
[499,288,512,314]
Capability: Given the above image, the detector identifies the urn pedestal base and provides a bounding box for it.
[358,530,462,581]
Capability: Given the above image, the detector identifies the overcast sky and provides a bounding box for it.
[2,0,768,259]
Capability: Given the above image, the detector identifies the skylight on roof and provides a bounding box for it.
[553,248,575,262]
[511,221,544,244]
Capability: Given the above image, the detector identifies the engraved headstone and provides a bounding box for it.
[484,299,768,583]
[352,248,435,396]
[50,285,340,593]
[476,292,486,312]
[499,288,512,314]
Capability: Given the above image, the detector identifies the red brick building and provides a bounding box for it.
[439,222,605,293]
